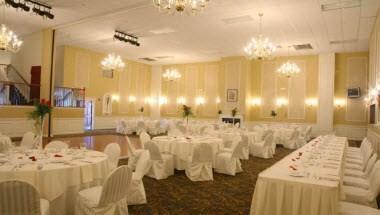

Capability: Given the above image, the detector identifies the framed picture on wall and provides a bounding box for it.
[226,89,238,102]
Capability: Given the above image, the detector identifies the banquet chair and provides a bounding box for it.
[20,131,36,149]
[345,153,378,179]
[127,150,151,205]
[139,132,151,149]
[339,202,380,215]
[177,124,187,135]
[250,133,274,159]
[238,134,249,160]
[0,180,50,215]
[0,135,13,153]
[45,141,69,150]
[343,160,380,208]
[76,166,132,215]
[282,129,300,149]
[145,141,174,180]
[344,153,378,189]
[304,126,312,142]
[126,136,145,171]
[136,121,146,135]
[345,144,374,172]
[185,142,214,181]
[103,143,121,170]
[347,138,369,154]
[214,141,243,176]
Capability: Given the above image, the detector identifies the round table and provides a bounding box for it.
[0,149,110,215]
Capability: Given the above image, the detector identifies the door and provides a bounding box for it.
[84,100,94,130]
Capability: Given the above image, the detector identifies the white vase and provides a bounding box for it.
[36,117,45,150]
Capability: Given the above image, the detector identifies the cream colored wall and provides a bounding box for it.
[334,52,368,126]
[62,45,152,117]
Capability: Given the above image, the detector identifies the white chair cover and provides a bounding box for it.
[136,121,146,135]
[0,136,12,153]
[145,141,174,180]
[0,180,50,215]
[127,150,151,205]
[250,133,274,159]
[185,142,214,181]
[214,141,243,176]
[282,129,299,149]
[168,128,183,137]
[20,131,36,149]
[45,141,69,150]
[344,153,378,189]
[139,132,150,149]
[125,136,144,171]
[238,134,249,160]
[339,202,380,215]
[104,143,121,170]
[76,166,132,215]
[345,153,378,178]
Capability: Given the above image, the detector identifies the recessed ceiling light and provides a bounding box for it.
[150,27,176,35]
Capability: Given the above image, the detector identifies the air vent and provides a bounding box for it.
[293,44,313,50]
[320,0,361,11]
[139,57,157,62]
[222,15,253,24]
[330,39,358,45]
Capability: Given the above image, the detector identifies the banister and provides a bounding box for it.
[7,65,31,87]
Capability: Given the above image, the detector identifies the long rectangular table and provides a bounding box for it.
[250,136,347,215]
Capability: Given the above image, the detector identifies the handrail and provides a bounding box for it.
[0,80,40,87]
[7,65,31,87]
[55,86,85,91]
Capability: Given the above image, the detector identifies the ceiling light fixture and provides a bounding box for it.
[243,13,276,60]
[3,0,54,19]
[277,46,301,78]
[153,0,210,15]
[101,53,125,71]
[163,69,181,82]
[114,30,140,47]
[0,24,22,52]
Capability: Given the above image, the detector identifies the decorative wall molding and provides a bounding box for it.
[0,118,35,137]
[334,124,367,140]
[52,118,84,136]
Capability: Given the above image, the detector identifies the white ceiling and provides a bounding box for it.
[3,0,380,64]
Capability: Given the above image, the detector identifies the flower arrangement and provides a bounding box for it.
[218,110,222,115]
[271,110,277,118]
[182,105,193,124]
[28,99,53,149]
[231,107,238,118]
[139,107,144,113]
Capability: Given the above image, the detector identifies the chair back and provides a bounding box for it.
[20,132,35,149]
[0,180,42,215]
[125,136,136,157]
[241,135,249,148]
[45,140,69,150]
[134,150,151,180]
[232,141,244,158]
[289,130,299,141]
[0,136,12,153]
[104,143,121,170]
[139,132,151,149]
[263,133,274,147]
[365,153,378,176]
[99,166,132,207]
[368,160,380,201]
[192,142,213,163]
[121,120,127,128]
[145,141,163,160]
[168,128,182,137]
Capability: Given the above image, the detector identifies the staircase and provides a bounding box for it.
[0,64,40,105]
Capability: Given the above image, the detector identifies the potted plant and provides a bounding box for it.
[28,99,52,150]
[182,105,193,124]
[271,110,277,119]
[231,107,238,125]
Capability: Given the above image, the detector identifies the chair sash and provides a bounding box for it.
[20,132,36,149]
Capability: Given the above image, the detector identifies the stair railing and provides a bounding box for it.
[54,86,85,108]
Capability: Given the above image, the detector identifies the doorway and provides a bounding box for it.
[84,99,95,130]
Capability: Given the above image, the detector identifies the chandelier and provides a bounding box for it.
[244,13,276,60]
[0,24,22,53]
[163,69,181,82]
[153,0,210,14]
[277,47,300,78]
[101,53,125,71]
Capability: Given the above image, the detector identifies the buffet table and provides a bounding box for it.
[250,136,347,215]
[0,148,110,215]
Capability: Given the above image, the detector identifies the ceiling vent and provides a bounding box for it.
[293,43,313,50]
[139,57,157,62]
[222,15,253,24]
[330,39,358,45]
[320,0,361,11]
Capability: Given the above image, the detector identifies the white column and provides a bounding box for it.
[316,53,335,135]
[150,65,162,119]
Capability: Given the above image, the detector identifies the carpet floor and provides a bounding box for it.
[122,146,294,215]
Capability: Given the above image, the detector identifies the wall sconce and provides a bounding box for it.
[276,98,288,107]
[195,97,205,105]
[111,94,120,102]
[250,98,262,106]
[216,97,221,104]
[159,96,168,105]
[177,97,186,104]
[128,96,136,102]
[305,98,318,107]
[370,89,378,97]
[334,99,345,108]
[144,97,152,104]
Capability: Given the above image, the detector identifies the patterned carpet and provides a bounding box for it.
[120,146,294,215]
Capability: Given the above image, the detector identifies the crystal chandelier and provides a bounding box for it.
[277,47,300,78]
[163,69,181,82]
[101,53,125,71]
[153,0,210,14]
[244,13,276,60]
[0,24,22,53]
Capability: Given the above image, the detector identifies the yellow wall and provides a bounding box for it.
[334,52,369,126]
[248,55,319,123]
[62,45,152,117]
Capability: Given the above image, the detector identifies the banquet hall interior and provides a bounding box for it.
[1,0,380,214]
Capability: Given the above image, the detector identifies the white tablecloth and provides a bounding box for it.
[152,136,224,169]
[250,136,347,215]
[0,149,110,215]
